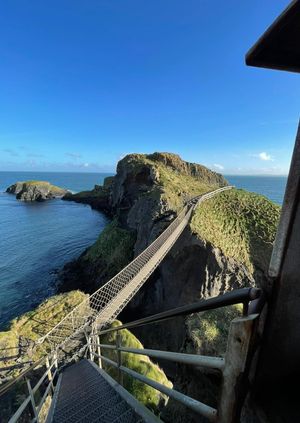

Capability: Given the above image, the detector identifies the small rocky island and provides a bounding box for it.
[6,180,69,201]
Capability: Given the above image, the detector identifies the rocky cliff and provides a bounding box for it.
[59,152,228,292]
[6,180,68,201]
[58,151,280,422]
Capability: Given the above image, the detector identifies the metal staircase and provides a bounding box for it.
[47,360,144,423]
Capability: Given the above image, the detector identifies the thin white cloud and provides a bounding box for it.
[258,152,273,161]
[65,152,82,159]
[213,163,224,170]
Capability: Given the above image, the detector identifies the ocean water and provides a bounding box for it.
[0,172,112,328]
[225,175,287,205]
[0,171,287,329]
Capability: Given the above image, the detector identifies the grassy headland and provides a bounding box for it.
[190,188,280,273]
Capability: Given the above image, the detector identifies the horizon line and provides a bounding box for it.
[0,169,289,177]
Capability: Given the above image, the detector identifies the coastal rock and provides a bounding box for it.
[6,181,68,202]
[59,152,228,292]
[58,152,280,423]
[62,178,112,215]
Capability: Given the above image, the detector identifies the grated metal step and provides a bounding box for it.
[50,359,143,423]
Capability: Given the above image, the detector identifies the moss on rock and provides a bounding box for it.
[190,188,280,273]
[0,291,87,373]
[6,180,68,201]
[115,152,228,213]
[185,304,243,357]
[101,320,172,413]
[84,220,136,278]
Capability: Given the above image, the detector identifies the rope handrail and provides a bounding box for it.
[1,186,240,423]
[36,186,233,352]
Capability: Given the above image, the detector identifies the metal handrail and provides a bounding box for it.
[0,357,45,397]
[91,351,218,422]
[98,287,261,336]
[1,354,57,423]
[91,343,225,370]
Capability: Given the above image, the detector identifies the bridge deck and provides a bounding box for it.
[48,359,143,423]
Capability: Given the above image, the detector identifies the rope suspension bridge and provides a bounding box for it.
[37,186,232,352]
[0,186,263,423]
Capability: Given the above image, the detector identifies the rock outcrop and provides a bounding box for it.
[59,152,228,292]
[6,181,68,201]
[63,179,112,215]
[58,151,280,423]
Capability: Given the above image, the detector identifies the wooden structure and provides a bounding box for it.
[246,1,300,421]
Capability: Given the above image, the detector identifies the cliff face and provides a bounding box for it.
[59,152,228,292]
[1,152,279,423]
[59,151,279,304]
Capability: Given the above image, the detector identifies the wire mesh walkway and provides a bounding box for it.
[47,359,144,423]
[38,186,232,353]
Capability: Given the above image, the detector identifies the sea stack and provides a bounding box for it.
[6,181,69,202]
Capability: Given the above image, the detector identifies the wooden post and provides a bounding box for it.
[116,332,123,385]
[218,314,259,423]
[26,377,39,422]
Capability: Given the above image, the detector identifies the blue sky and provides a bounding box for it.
[0,0,299,174]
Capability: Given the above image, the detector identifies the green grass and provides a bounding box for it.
[119,153,224,212]
[84,220,136,277]
[0,291,87,371]
[156,161,218,211]
[101,320,172,413]
[15,180,67,193]
[186,304,243,356]
[190,188,280,273]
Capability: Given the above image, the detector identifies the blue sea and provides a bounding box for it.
[0,172,112,329]
[0,172,287,329]
[225,175,287,205]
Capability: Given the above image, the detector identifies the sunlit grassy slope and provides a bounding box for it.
[0,291,87,369]
[101,320,172,413]
[120,153,227,212]
[84,219,136,278]
[190,188,280,273]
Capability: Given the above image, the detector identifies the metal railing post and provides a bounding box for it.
[84,330,94,361]
[45,356,54,395]
[26,377,39,422]
[96,334,102,368]
[116,332,123,385]
[218,313,259,423]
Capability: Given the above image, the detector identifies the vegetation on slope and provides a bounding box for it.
[0,291,87,371]
[22,181,65,192]
[190,188,280,273]
[156,161,219,211]
[119,153,227,212]
[84,219,136,278]
[101,320,172,413]
[185,304,243,357]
